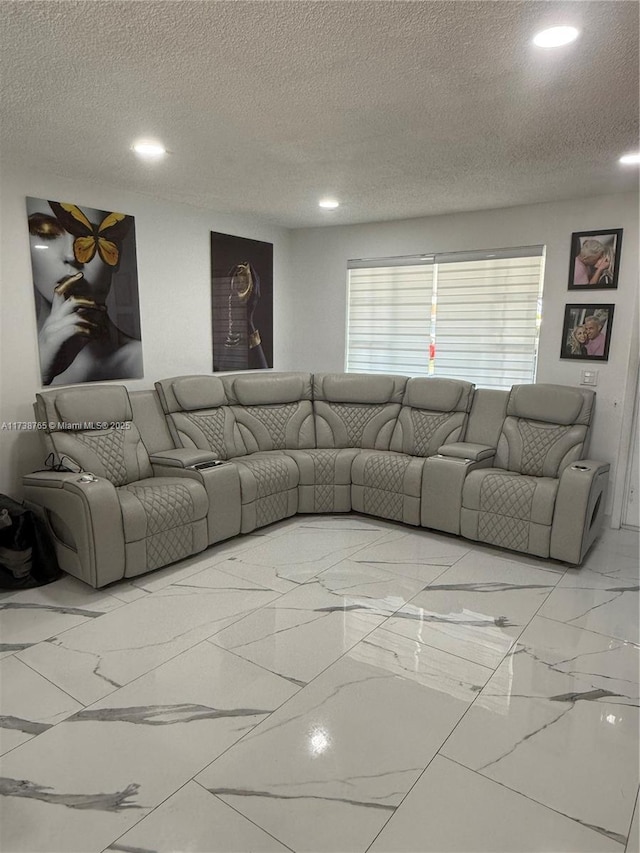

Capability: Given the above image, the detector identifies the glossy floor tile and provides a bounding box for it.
[0,515,637,853]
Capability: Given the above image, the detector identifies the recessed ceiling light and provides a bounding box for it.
[132,139,167,160]
[319,198,339,209]
[619,152,640,165]
[533,26,579,48]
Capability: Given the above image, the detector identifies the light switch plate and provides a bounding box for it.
[581,369,598,386]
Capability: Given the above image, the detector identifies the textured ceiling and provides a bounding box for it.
[1,0,638,227]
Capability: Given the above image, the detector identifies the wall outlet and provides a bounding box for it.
[581,369,598,386]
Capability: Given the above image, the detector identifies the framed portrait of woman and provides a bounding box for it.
[560,304,615,361]
[26,197,143,386]
[568,229,623,290]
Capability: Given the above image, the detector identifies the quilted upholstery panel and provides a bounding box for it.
[121,481,199,535]
[315,401,400,449]
[52,424,152,487]
[76,429,128,486]
[242,403,301,449]
[182,410,228,457]
[364,487,404,521]
[479,472,536,519]
[256,491,290,527]
[312,449,340,484]
[331,403,385,444]
[391,407,467,456]
[497,417,589,477]
[411,410,452,455]
[233,454,299,502]
[314,484,336,512]
[517,421,571,477]
[145,525,198,570]
[362,453,410,492]
[478,512,530,552]
[232,402,315,452]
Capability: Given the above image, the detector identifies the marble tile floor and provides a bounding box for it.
[0,515,638,853]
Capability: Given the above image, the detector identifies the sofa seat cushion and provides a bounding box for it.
[285,448,360,513]
[351,450,425,525]
[118,477,209,542]
[118,477,209,573]
[229,452,299,533]
[460,468,559,557]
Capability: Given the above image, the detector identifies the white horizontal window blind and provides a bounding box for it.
[434,254,544,389]
[346,247,544,389]
[346,261,434,375]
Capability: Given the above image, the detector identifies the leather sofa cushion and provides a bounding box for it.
[53,386,132,427]
[173,376,227,411]
[223,372,313,405]
[507,384,594,426]
[463,468,558,526]
[314,373,407,404]
[403,377,474,413]
[119,476,208,542]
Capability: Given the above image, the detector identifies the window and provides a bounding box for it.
[346,247,545,389]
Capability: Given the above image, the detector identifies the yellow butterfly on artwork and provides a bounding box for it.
[48,202,132,267]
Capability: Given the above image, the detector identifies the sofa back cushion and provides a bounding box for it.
[496,384,595,478]
[35,386,152,486]
[313,373,407,449]
[222,372,315,453]
[390,377,474,456]
[465,388,509,447]
[155,376,240,459]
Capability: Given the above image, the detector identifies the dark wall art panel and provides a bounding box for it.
[211,231,273,372]
[26,197,143,386]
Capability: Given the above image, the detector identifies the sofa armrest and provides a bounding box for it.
[23,472,125,588]
[550,460,610,565]
[436,442,496,462]
[149,449,219,468]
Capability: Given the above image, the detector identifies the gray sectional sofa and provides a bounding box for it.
[23,372,610,588]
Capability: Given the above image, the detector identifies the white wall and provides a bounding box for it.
[0,164,295,497]
[2,171,637,525]
[289,192,639,522]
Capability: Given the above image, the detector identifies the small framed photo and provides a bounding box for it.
[568,229,622,290]
[560,304,615,361]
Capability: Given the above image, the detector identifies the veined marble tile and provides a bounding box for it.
[382,549,558,668]
[348,527,470,583]
[104,781,290,852]
[0,575,123,653]
[107,553,221,602]
[539,566,640,644]
[369,755,622,852]
[226,522,390,585]
[314,558,427,611]
[584,531,640,581]
[107,531,299,603]
[0,641,296,853]
[210,579,386,685]
[471,542,568,574]
[196,634,480,853]
[0,574,124,610]
[213,555,300,594]
[442,615,640,846]
[0,656,83,756]
[16,575,280,705]
[350,627,493,702]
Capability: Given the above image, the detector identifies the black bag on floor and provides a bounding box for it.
[0,495,61,590]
